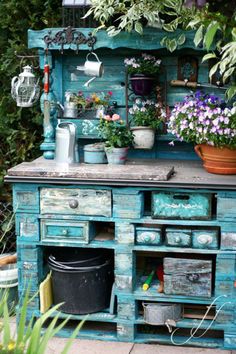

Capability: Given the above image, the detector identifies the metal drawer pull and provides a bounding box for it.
[186,273,200,282]
[62,229,68,236]
[69,199,79,209]
[174,236,181,243]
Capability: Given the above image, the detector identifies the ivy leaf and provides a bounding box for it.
[160,36,167,47]
[209,62,220,78]
[194,24,204,47]
[204,21,220,51]
[226,86,236,101]
[168,39,177,52]
[134,21,143,35]
[202,53,217,63]
[177,34,185,46]
[223,67,235,83]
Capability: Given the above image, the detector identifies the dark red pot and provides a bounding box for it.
[130,74,155,96]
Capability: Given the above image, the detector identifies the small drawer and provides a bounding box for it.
[152,192,212,220]
[217,193,236,221]
[113,189,144,219]
[41,219,95,243]
[165,228,191,247]
[136,226,162,245]
[192,229,219,249]
[40,188,111,217]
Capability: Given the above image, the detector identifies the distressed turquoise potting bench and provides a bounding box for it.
[5,28,236,349]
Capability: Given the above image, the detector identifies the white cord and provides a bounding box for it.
[170,294,231,346]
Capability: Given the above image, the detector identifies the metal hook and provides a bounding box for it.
[14,51,39,70]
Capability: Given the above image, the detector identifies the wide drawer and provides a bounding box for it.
[136,226,162,245]
[40,188,112,217]
[164,258,212,297]
[41,219,95,243]
[152,192,212,220]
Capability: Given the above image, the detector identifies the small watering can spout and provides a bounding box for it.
[84,77,96,87]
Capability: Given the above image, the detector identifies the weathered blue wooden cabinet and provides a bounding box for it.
[5,27,236,349]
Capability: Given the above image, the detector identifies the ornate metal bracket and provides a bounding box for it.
[43,26,97,54]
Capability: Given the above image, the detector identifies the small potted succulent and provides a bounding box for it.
[124,53,161,96]
[98,114,134,164]
[129,98,165,149]
[168,91,236,174]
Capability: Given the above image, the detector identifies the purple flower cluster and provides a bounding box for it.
[168,92,236,148]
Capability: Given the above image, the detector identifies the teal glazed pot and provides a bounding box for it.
[83,143,107,164]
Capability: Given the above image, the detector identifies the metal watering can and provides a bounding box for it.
[55,122,79,164]
[77,52,104,87]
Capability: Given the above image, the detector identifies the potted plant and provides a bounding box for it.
[168,91,236,174]
[124,53,161,96]
[98,114,134,164]
[129,98,165,149]
[71,91,113,118]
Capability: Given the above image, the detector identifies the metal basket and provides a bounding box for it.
[143,302,182,326]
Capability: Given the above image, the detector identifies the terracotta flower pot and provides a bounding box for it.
[194,144,236,175]
[131,126,155,149]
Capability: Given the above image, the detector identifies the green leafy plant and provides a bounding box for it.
[129,99,165,129]
[0,0,61,199]
[124,54,161,76]
[84,0,163,36]
[187,3,236,99]
[0,288,85,353]
[98,114,134,148]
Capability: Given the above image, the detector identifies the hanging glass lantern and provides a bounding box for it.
[11,65,40,108]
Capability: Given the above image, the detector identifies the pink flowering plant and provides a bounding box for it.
[124,53,161,76]
[168,92,236,148]
[98,114,134,148]
[129,98,166,129]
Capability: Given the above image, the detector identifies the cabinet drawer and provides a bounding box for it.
[217,193,236,221]
[136,226,162,245]
[165,228,191,247]
[164,258,212,297]
[41,219,95,243]
[192,229,219,249]
[40,188,111,217]
[152,192,211,220]
[113,190,144,219]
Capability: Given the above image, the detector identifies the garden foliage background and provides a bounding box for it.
[0,0,61,199]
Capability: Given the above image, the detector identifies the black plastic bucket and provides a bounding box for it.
[48,250,113,314]
[49,248,105,268]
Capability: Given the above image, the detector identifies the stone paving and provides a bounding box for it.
[46,338,236,354]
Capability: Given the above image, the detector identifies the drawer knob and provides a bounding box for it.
[144,234,151,242]
[69,199,79,209]
[186,273,199,282]
[174,236,181,243]
[62,229,68,236]
[197,234,213,245]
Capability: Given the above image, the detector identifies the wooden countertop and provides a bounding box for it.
[5,157,236,190]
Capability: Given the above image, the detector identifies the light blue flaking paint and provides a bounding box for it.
[10,24,236,348]
[152,192,212,220]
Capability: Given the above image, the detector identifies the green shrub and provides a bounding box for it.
[0,0,61,199]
